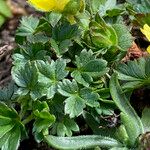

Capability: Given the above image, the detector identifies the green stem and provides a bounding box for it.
[66,67,76,72]
[22,114,34,125]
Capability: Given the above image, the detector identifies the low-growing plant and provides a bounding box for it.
[0,0,150,150]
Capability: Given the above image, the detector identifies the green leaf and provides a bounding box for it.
[50,22,77,56]
[12,62,38,88]
[57,123,67,137]
[46,12,62,27]
[1,126,21,150]
[89,20,118,50]
[80,88,99,107]
[83,59,109,76]
[0,0,12,18]
[58,79,79,97]
[0,0,12,27]
[50,38,60,55]
[0,102,18,118]
[27,33,49,44]
[12,53,28,69]
[110,73,144,146]
[0,102,26,150]
[0,116,12,126]
[110,147,129,150]
[64,118,79,132]
[0,124,14,139]
[71,70,93,87]
[113,24,133,51]
[0,81,16,102]
[12,62,46,100]
[127,0,150,13]
[52,23,79,42]
[58,79,100,117]
[0,15,5,27]
[99,0,117,17]
[141,107,150,132]
[16,16,39,36]
[16,43,48,63]
[116,57,150,90]
[72,50,109,87]
[37,59,68,98]
[45,135,122,150]
[51,117,79,137]
[33,101,55,140]
[120,113,140,146]
[65,96,86,118]
[87,0,106,14]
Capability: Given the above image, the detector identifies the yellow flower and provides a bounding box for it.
[140,24,150,53]
[147,46,150,54]
[28,0,85,24]
[28,0,70,12]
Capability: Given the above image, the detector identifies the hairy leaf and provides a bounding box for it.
[33,101,55,142]
[0,102,26,150]
[72,50,109,87]
[110,73,144,146]
[45,135,122,149]
[16,16,39,36]
[116,57,150,90]
[12,62,46,100]
[113,24,133,51]
[37,59,68,98]
[141,107,150,132]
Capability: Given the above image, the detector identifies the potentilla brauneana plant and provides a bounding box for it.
[0,0,150,150]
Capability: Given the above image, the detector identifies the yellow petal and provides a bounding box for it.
[140,24,150,41]
[28,0,56,12]
[28,0,70,12]
[143,24,150,32]
[147,45,150,54]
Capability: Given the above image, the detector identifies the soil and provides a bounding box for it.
[0,0,150,150]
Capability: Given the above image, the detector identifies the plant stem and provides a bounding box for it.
[22,114,34,125]
[66,67,76,72]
